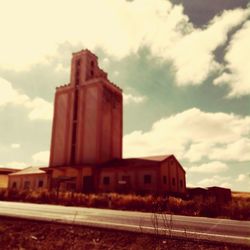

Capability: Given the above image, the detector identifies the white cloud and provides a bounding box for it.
[103,58,110,64]
[214,21,250,97]
[0,0,248,92]
[198,175,231,188]
[55,63,69,73]
[11,144,20,149]
[0,78,29,106]
[32,151,50,165]
[0,77,53,120]
[0,0,184,70]
[0,162,29,169]
[123,93,146,105]
[166,8,250,86]
[210,138,250,162]
[188,161,228,174]
[183,142,213,162]
[24,98,53,121]
[236,174,247,182]
[123,108,250,161]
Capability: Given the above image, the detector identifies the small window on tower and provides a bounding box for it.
[163,176,167,184]
[172,178,176,186]
[91,60,94,67]
[38,180,44,188]
[76,59,81,66]
[103,176,110,185]
[144,175,151,184]
[180,180,183,188]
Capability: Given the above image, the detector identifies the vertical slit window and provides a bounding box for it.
[73,91,78,121]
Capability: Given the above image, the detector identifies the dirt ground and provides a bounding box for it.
[0,217,249,250]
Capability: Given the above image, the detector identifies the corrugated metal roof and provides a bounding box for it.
[9,166,45,176]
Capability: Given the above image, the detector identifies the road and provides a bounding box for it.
[0,201,249,246]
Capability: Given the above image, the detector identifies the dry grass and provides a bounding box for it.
[232,191,250,199]
[0,189,249,220]
[0,216,238,250]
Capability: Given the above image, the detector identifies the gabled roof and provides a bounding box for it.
[0,168,19,174]
[99,155,173,168]
[9,166,45,176]
[136,155,172,162]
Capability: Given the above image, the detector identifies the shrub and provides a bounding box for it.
[1,189,250,220]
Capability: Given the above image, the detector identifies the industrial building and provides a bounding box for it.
[0,168,18,189]
[8,167,48,190]
[8,50,186,195]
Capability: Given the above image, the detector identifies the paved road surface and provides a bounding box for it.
[0,201,249,246]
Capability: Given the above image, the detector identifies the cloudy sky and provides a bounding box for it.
[0,0,250,191]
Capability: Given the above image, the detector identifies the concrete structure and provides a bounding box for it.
[8,49,186,195]
[49,50,122,166]
[207,187,232,203]
[98,155,186,195]
[187,186,232,203]
[8,167,48,190]
[0,168,18,189]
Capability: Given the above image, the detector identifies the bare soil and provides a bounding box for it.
[0,216,249,250]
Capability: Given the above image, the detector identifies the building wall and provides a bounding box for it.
[100,84,122,162]
[98,166,159,194]
[50,166,94,193]
[0,174,9,188]
[160,157,186,194]
[77,84,99,164]
[9,174,48,190]
[50,88,74,166]
[48,158,186,195]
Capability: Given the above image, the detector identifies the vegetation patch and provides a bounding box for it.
[0,189,249,220]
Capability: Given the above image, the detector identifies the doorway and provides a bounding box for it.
[82,176,94,193]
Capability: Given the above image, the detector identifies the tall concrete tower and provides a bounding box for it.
[49,50,123,167]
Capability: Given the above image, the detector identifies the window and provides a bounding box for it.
[91,60,94,67]
[12,182,17,188]
[180,180,183,188]
[103,176,110,185]
[38,180,44,188]
[172,178,176,186]
[76,59,81,66]
[163,176,167,184]
[144,175,151,184]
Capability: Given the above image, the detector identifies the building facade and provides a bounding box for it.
[97,155,186,195]
[8,167,48,191]
[0,168,18,189]
[9,49,186,195]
